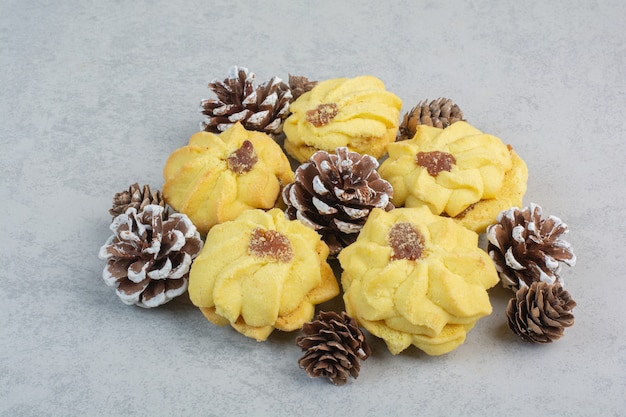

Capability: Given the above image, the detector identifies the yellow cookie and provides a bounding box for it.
[283,76,402,163]
[188,208,339,341]
[162,122,294,235]
[338,207,499,355]
[379,121,527,233]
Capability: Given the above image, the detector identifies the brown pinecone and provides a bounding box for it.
[98,205,203,308]
[296,311,371,386]
[109,183,165,218]
[397,98,465,141]
[486,203,576,291]
[282,147,394,256]
[288,74,317,100]
[506,281,576,343]
[200,66,293,135]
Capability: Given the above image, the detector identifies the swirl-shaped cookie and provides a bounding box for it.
[338,207,499,355]
[163,122,294,235]
[283,76,402,163]
[188,208,339,341]
[379,121,527,233]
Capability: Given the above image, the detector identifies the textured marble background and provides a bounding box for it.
[2,1,625,416]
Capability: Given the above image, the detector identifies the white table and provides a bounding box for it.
[2,1,624,416]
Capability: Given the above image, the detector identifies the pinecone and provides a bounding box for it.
[296,311,371,386]
[486,203,576,291]
[397,98,465,141]
[506,281,576,343]
[282,147,394,256]
[199,66,293,136]
[288,74,317,100]
[109,183,166,218]
[98,205,203,308]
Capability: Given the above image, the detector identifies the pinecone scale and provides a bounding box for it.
[288,74,318,100]
[109,183,166,218]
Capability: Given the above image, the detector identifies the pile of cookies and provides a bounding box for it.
[99,67,577,385]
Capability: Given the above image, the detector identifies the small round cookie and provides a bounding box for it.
[188,208,340,341]
[283,75,402,163]
[338,207,499,355]
[163,122,294,235]
[378,121,527,233]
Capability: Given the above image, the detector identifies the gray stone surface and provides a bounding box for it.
[1,0,625,416]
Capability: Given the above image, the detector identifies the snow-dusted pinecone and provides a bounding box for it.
[282,147,394,255]
[200,66,292,136]
[99,205,203,308]
[486,203,576,291]
[109,183,166,218]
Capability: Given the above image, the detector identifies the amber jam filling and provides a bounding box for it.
[248,228,294,262]
[227,140,258,174]
[306,103,339,127]
[415,151,456,177]
[388,223,425,261]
